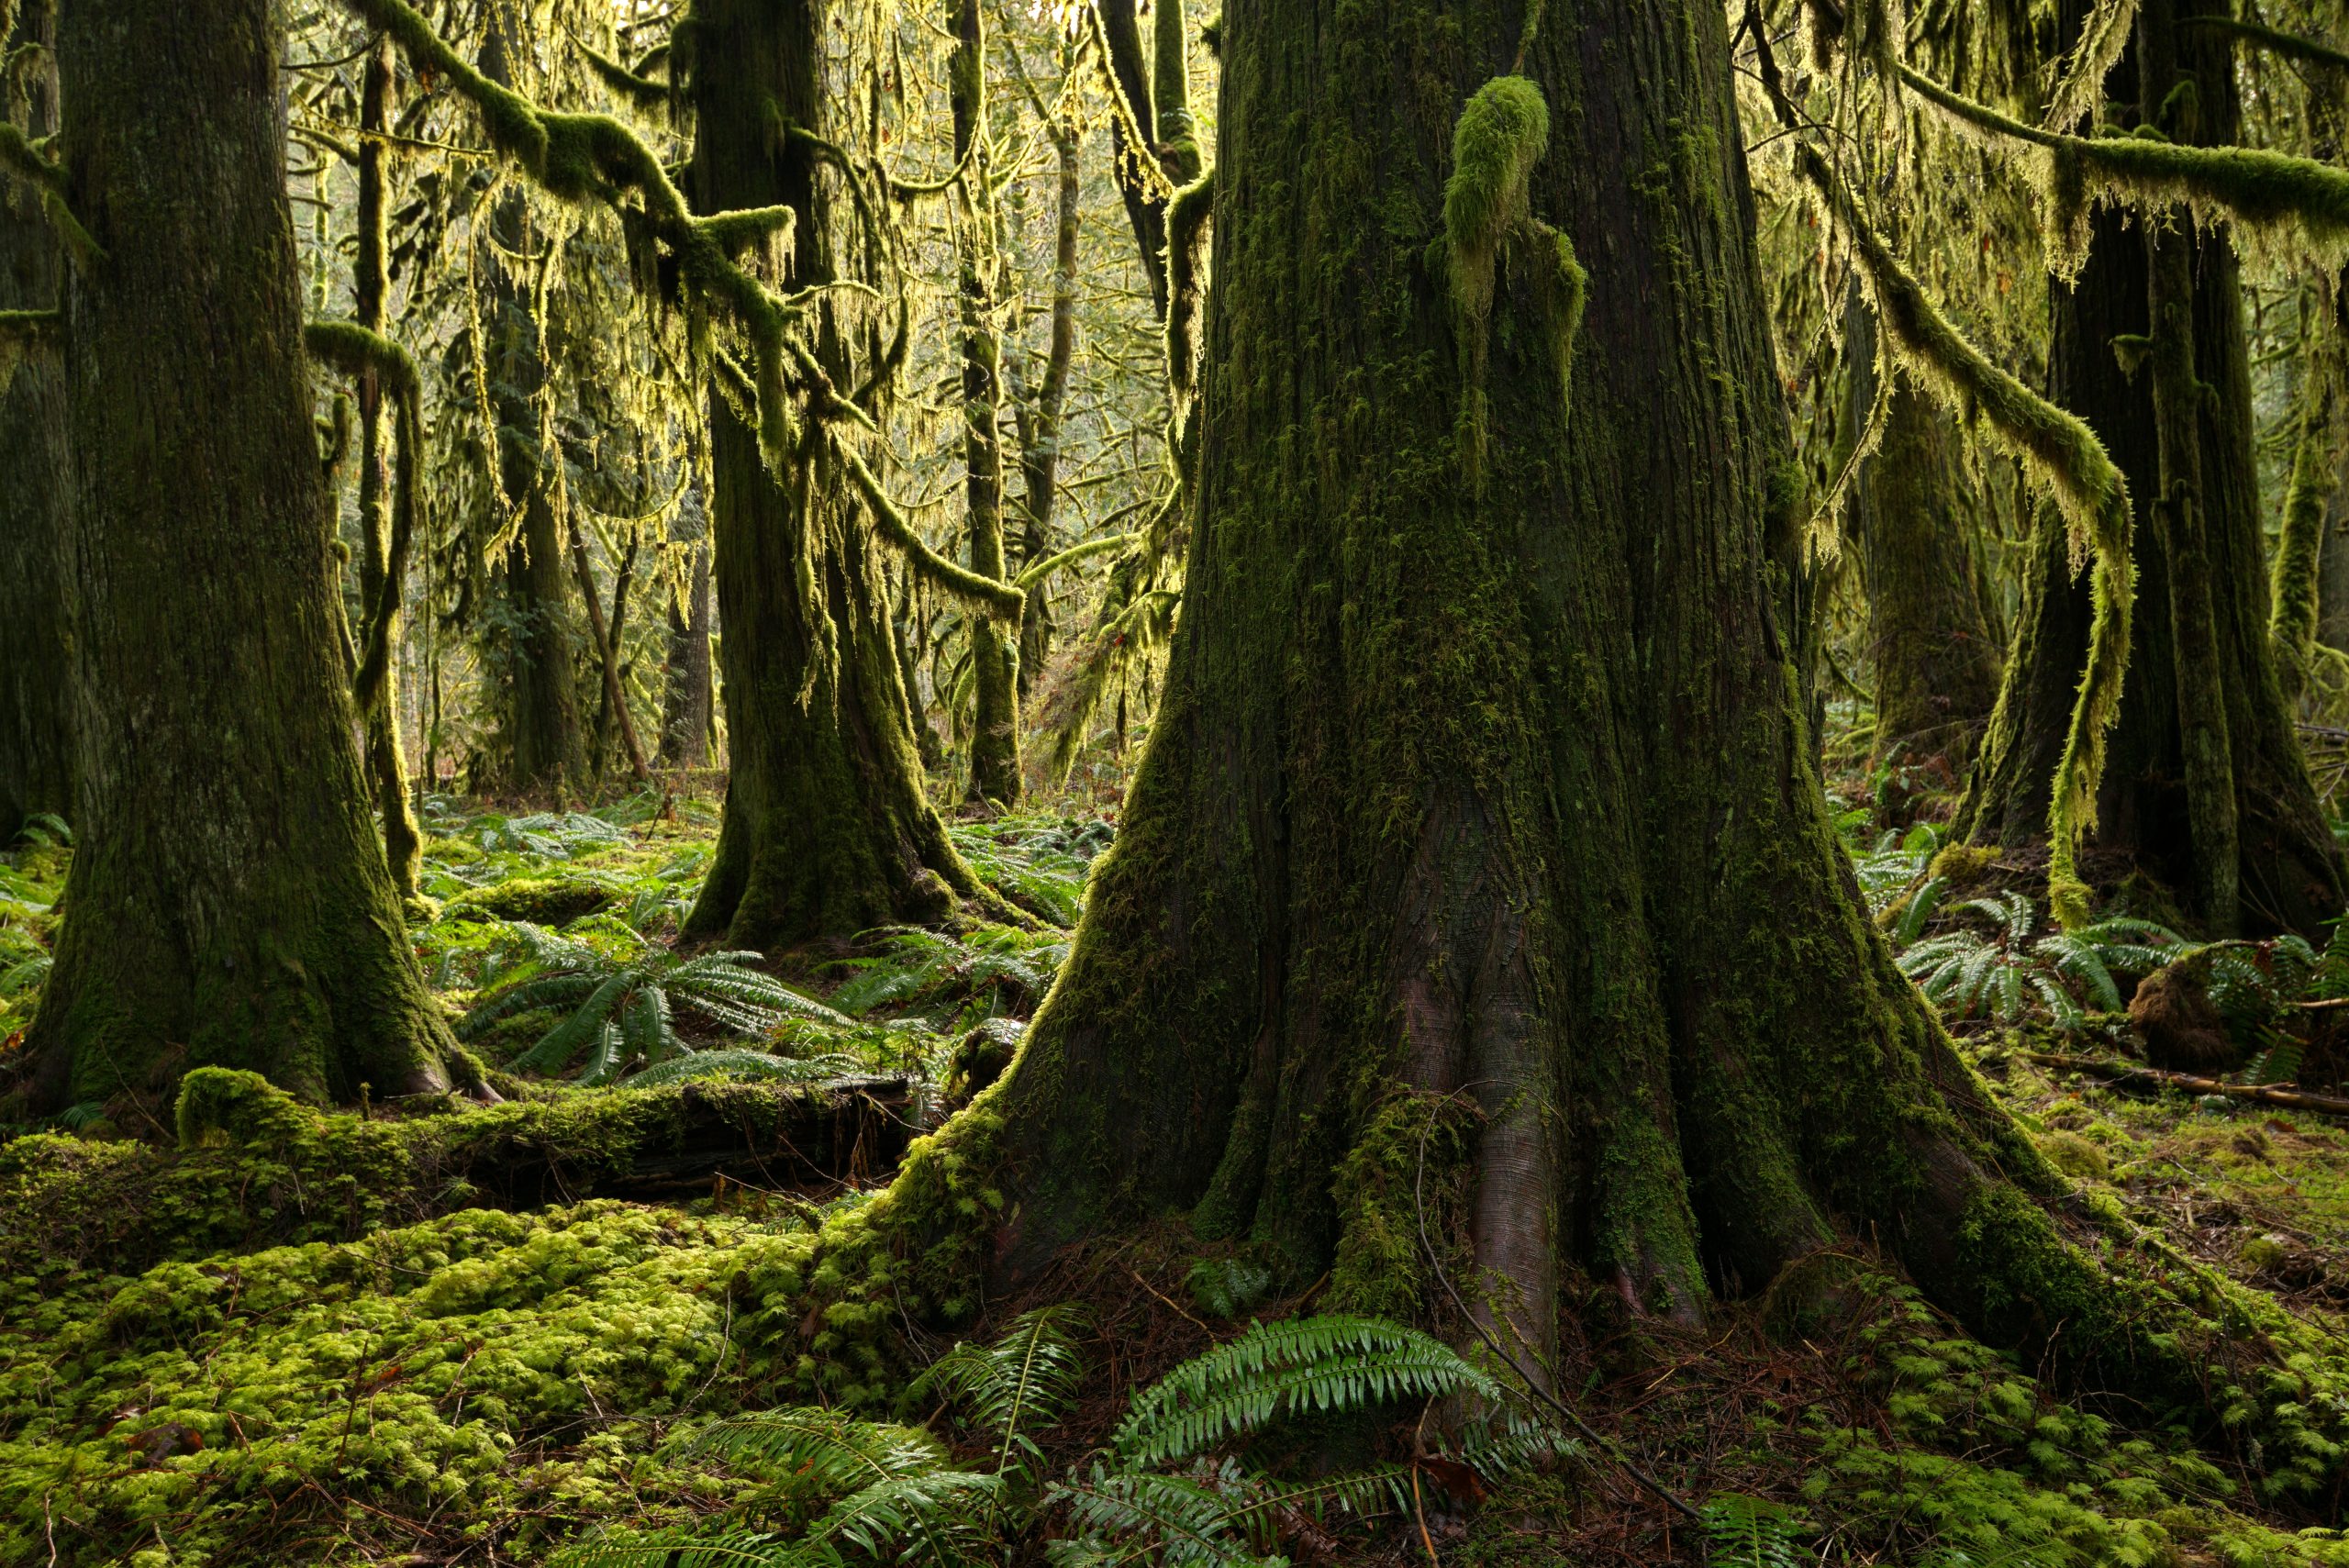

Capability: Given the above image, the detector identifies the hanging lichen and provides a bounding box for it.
[1757,48,2135,923]
[2043,0,2140,134]
[1442,74,1586,483]
[1899,61,2349,273]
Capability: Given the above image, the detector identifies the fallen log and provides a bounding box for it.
[2019,1051,2349,1118]
[2,1071,917,1278]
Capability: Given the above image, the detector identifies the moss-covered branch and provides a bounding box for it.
[304,321,422,718]
[2179,13,2349,74]
[1013,531,1140,592]
[575,35,671,115]
[1746,14,2133,923]
[837,439,1027,620]
[339,0,829,469]
[1163,166,1213,406]
[1898,61,2349,259]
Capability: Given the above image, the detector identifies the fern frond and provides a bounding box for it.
[1894,876,1948,945]
[664,1408,949,1495]
[807,1469,1003,1565]
[576,1020,627,1086]
[914,1306,1090,1476]
[546,1526,823,1568]
[455,971,605,1038]
[622,982,676,1062]
[1112,1315,1497,1467]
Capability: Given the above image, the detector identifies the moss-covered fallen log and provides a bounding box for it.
[1,1068,914,1279]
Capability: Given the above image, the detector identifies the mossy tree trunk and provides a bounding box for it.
[989,0,2096,1360]
[1958,0,2343,935]
[481,17,590,800]
[0,0,72,843]
[953,0,1023,806]
[27,0,454,1107]
[681,0,991,949]
[1846,301,2002,790]
[353,35,424,899]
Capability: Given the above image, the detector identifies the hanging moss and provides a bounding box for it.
[1899,62,2349,269]
[1787,131,2133,925]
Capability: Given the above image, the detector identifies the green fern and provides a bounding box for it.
[1897,895,2178,1028]
[828,924,1070,1027]
[1701,1493,1802,1568]
[457,921,847,1083]
[1110,1314,1502,1467]
[912,1305,1090,1483]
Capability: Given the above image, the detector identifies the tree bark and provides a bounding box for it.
[28,0,454,1106]
[1958,0,2342,935]
[1094,0,1168,318]
[986,0,2098,1363]
[1014,105,1082,697]
[0,0,72,844]
[682,0,993,948]
[1846,299,2002,790]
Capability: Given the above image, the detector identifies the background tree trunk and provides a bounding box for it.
[1957,0,2342,934]
[481,18,589,800]
[28,0,453,1106]
[661,522,715,770]
[989,0,2087,1361]
[0,0,72,844]
[1846,300,2002,794]
[682,0,990,949]
[353,35,424,898]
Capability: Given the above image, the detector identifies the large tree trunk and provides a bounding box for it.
[682,0,991,949]
[28,0,454,1107]
[986,0,2089,1361]
[1958,1,2342,934]
[1846,300,2001,790]
[0,0,72,843]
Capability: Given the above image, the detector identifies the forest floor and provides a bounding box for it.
[5,776,2349,1566]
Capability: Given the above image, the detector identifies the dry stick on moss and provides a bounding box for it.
[2021,1051,2349,1117]
[1745,8,2135,927]
[1411,1089,1703,1523]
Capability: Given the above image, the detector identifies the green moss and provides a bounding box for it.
[445,875,618,925]
[1324,1091,1476,1321]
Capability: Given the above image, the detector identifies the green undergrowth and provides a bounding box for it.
[0,1077,1016,1565]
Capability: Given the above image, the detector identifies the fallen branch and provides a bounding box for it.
[2021,1051,2349,1118]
